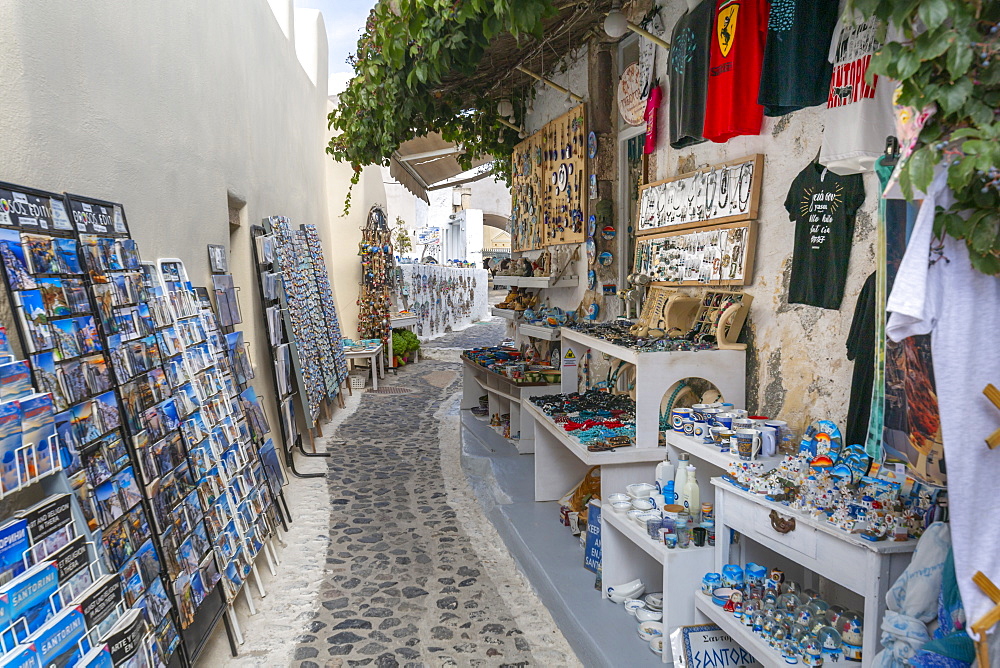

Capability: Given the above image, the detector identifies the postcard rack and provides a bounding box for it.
[250,221,330,479]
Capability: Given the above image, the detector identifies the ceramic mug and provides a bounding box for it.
[682,419,695,436]
[734,429,762,461]
[765,420,788,444]
[692,420,710,442]
[671,407,693,432]
[732,418,754,431]
[715,412,736,429]
[749,415,770,429]
[713,429,734,451]
[758,426,778,457]
[732,409,749,418]
[702,408,723,425]
[691,403,711,421]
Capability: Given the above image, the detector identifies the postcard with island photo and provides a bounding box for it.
[51,318,81,361]
[20,233,59,276]
[0,360,32,401]
[16,289,53,353]
[62,278,90,314]
[53,237,83,275]
[74,315,102,354]
[37,277,70,317]
[30,352,66,411]
[0,228,37,290]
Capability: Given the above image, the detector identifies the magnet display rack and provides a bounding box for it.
[250,220,330,480]
[510,104,588,251]
[0,181,166,666]
[294,225,347,406]
[68,192,234,667]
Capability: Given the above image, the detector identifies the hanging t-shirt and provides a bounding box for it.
[818,12,896,174]
[886,169,1000,636]
[846,271,876,447]
[702,0,769,143]
[757,0,840,116]
[668,0,713,148]
[784,162,866,309]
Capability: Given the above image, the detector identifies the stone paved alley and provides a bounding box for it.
[200,318,577,667]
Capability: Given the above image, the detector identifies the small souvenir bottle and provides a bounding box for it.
[676,513,691,548]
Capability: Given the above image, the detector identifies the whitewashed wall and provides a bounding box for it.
[0,0,338,432]
[521,8,877,433]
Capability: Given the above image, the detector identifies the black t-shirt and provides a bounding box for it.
[668,0,713,148]
[757,0,840,117]
[846,271,876,447]
[785,162,865,309]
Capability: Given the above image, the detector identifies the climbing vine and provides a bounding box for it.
[851,0,1000,273]
[328,0,558,204]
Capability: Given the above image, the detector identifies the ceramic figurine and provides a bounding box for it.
[767,568,785,591]
[723,590,744,619]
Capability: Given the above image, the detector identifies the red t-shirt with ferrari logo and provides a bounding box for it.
[702,0,770,143]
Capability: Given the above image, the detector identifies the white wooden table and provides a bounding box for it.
[345,343,385,390]
[706,477,917,666]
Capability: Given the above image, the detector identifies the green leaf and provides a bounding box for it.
[896,48,921,79]
[969,248,1000,275]
[918,0,949,30]
[907,146,936,193]
[891,0,921,26]
[937,78,973,114]
[946,40,974,80]
[914,27,953,61]
[967,210,995,253]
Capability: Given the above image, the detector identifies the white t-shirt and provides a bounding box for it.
[887,170,1000,633]
[818,12,896,175]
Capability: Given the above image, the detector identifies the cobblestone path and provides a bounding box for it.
[293,351,568,668]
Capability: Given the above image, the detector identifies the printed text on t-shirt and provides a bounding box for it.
[827,19,881,108]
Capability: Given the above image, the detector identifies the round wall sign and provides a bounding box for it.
[617,63,646,126]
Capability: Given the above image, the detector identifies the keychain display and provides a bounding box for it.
[397,265,488,339]
[633,222,757,286]
[357,206,394,350]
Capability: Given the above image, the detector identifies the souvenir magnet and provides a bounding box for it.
[602,225,616,240]
[586,238,596,265]
[587,131,598,159]
[598,251,613,266]
[588,214,597,238]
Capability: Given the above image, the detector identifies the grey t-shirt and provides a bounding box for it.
[668,0,713,149]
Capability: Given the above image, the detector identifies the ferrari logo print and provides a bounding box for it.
[717,1,739,57]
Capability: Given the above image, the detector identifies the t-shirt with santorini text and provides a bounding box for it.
[702,0,770,143]
[668,0,714,148]
[757,0,840,116]
[818,12,896,174]
[785,161,866,309]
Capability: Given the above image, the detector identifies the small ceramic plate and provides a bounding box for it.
[586,238,596,265]
[599,251,613,266]
[588,214,597,237]
[601,225,616,240]
[588,269,597,290]
[644,592,664,610]
[588,131,598,159]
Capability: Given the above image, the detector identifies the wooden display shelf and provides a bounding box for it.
[557,328,747,452]
[603,503,713,567]
[519,324,561,341]
[491,307,518,320]
[526,401,666,468]
[694,595,780,668]
[492,274,580,289]
[666,432,782,472]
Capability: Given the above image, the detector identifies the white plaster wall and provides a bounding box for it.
[468,175,512,218]
[647,1,877,433]
[321,128,387,339]
[0,0,331,432]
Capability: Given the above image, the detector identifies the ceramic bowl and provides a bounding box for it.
[610,501,632,514]
[712,587,735,607]
[607,579,645,603]
[649,636,665,655]
[626,509,645,525]
[607,493,630,504]
[635,607,663,622]
[631,498,654,511]
[637,621,664,642]
[635,511,662,527]
[644,592,663,610]
[624,598,646,616]
[626,483,656,499]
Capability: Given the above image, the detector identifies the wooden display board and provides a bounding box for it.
[633,221,757,287]
[635,154,763,236]
[510,104,587,251]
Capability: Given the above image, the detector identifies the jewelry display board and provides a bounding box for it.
[510,104,588,251]
[358,206,393,348]
[635,154,763,236]
[633,221,757,286]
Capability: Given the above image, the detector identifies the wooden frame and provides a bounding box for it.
[510,104,588,251]
[634,154,764,237]
[633,221,758,287]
